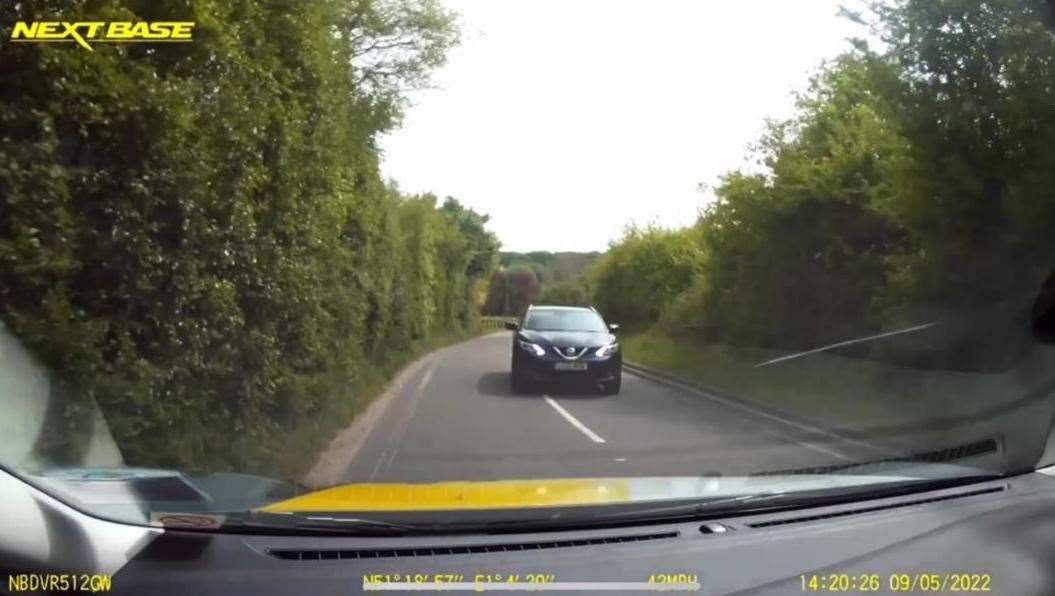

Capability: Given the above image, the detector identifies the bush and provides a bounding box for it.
[600,0,1055,372]
[589,226,704,329]
[537,281,590,307]
[0,0,495,477]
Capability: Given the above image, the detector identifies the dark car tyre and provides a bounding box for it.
[511,366,528,394]
[601,374,621,395]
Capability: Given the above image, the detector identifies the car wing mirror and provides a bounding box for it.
[608,323,620,332]
[504,320,520,331]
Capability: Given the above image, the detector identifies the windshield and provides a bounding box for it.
[2,0,1055,532]
[525,310,608,332]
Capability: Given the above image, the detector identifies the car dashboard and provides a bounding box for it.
[5,468,1055,595]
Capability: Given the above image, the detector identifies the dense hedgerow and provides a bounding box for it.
[0,0,496,474]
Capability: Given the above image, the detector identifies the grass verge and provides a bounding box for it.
[623,329,1052,433]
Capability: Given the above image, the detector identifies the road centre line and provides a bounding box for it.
[544,396,606,444]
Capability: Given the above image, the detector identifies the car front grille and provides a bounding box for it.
[553,346,589,360]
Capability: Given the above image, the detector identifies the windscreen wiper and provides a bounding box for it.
[293,515,444,534]
[751,438,1000,477]
[580,473,1004,525]
[203,475,1003,536]
[215,512,444,536]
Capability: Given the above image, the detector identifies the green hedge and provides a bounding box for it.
[591,0,1055,370]
[0,0,496,477]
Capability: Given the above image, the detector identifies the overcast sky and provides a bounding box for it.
[380,0,864,252]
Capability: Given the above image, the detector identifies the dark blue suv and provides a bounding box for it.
[505,305,622,395]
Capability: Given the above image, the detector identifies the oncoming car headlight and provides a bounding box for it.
[517,340,546,357]
[596,342,620,358]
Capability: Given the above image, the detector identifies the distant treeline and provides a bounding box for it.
[590,0,1055,371]
[0,0,497,475]
[482,251,600,316]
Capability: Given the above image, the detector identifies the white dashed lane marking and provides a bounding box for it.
[543,395,607,444]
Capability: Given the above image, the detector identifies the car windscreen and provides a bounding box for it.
[524,310,608,332]
[5,0,1055,535]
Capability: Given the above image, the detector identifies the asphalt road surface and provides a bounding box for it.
[341,332,885,483]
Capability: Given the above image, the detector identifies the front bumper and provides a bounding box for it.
[515,352,622,385]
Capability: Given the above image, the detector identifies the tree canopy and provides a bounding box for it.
[591,0,1055,370]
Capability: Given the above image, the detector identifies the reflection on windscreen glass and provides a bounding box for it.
[525,311,607,332]
[2,0,1055,529]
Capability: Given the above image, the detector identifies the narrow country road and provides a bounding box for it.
[341,332,883,483]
